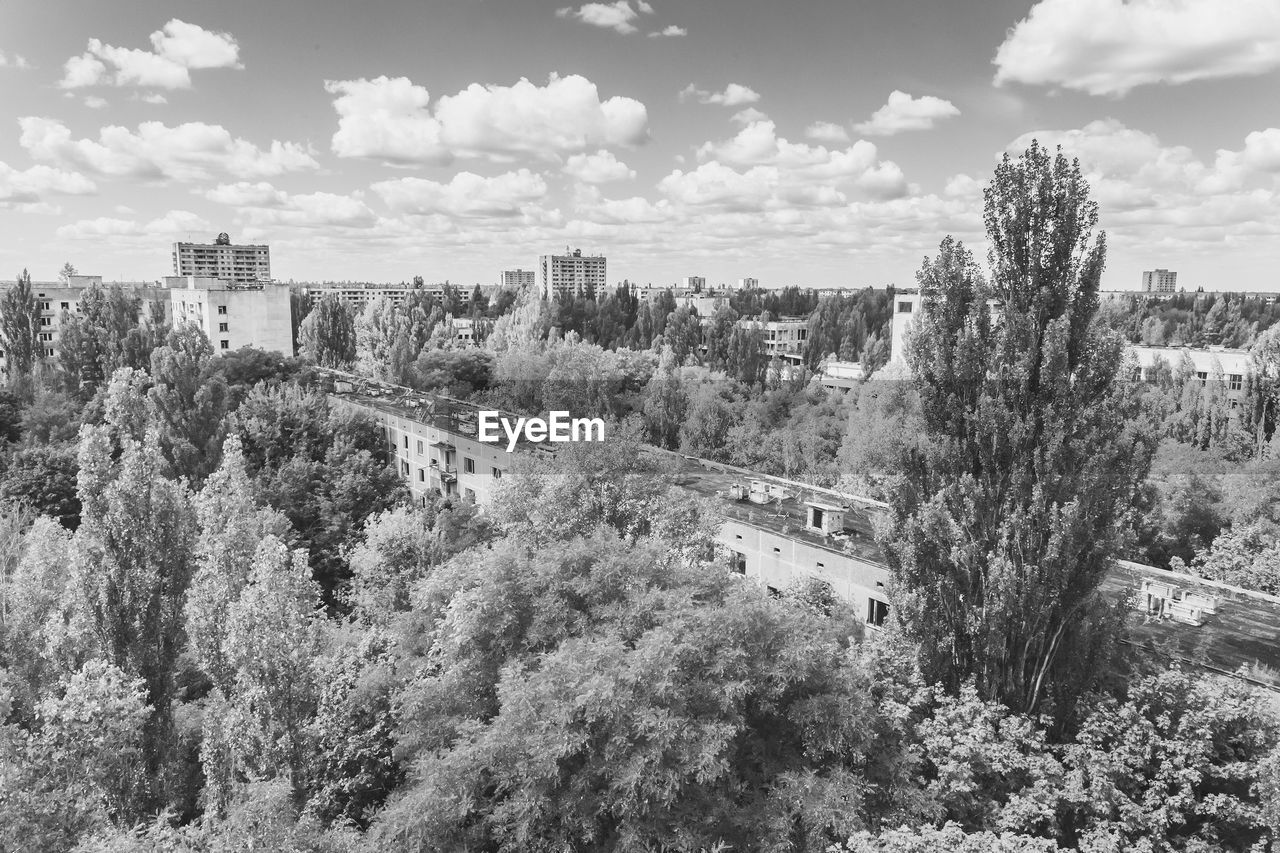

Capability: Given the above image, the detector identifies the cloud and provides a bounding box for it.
[680,83,761,107]
[204,181,377,228]
[1004,120,1280,250]
[730,108,769,126]
[697,120,906,195]
[564,150,635,183]
[649,25,687,37]
[854,91,959,136]
[59,19,241,90]
[140,93,168,105]
[805,121,850,144]
[993,0,1280,96]
[655,120,908,215]
[83,96,109,110]
[57,209,209,240]
[326,73,648,164]
[372,170,549,218]
[20,117,319,182]
[0,162,97,207]
[0,50,31,70]
[556,1,653,34]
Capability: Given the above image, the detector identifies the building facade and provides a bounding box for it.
[501,269,537,290]
[302,283,474,313]
[540,249,607,300]
[738,277,759,289]
[166,276,294,355]
[683,276,707,292]
[739,316,809,361]
[172,234,271,285]
[327,376,895,629]
[1142,269,1178,293]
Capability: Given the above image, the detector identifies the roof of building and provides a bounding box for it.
[320,366,1280,693]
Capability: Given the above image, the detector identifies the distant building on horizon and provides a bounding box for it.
[1142,268,1178,293]
[683,276,706,292]
[539,248,606,300]
[738,277,759,289]
[173,232,271,285]
[501,269,537,290]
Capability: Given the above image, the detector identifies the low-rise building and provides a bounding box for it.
[739,316,809,361]
[324,372,895,629]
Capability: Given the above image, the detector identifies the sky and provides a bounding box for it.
[1,0,1278,290]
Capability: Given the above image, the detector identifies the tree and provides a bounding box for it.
[146,324,230,484]
[298,296,356,370]
[59,262,77,284]
[73,375,199,804]
[0,268,42,388]
[884,142,1158,715]
[0,444,82,528]
[371,533,883,853]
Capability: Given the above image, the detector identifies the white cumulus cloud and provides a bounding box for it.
[0,162,97,207]
[57,209,209,240]
[0,50,31,70]
[805,121,850,144]
[680,83,761,107]
[19,117,318,182]
[564,150,635,183]
[854,91,959,136]
[59,19,241,90]
[994,0,1280,96]
[556,1,653,34]
[649,25,687,37]
[372,170,549,218]
[326,73,648,164]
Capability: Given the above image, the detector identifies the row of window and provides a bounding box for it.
[728,548,889,625]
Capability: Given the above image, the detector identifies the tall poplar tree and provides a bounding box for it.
[884,142,1158,715]
[298,295,356,369]
[0,269,42,388]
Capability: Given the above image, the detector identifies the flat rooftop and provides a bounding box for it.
[323,368,1280,692]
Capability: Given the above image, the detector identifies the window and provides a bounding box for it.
[867,598,889,627]
[463,457,475,474]
[218,323,228,332]
[45,348,55,357]
[400,461,409,475]
[217,305,227,315]
[1229,373,1243,392]
[60,302,70,310]
[492,467,502,478]
[39,317,51,326]
[729,551,746,575]
[403,436,409,449]
[1196,371,1208,385]
[39,301,50,310]
[897,300,913,313]
[38,332,52,342]
[220,340,229,350]
[417,468,425,481]
[416,440,424,455]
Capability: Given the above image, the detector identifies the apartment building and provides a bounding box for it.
[739,316,809,361]
[738,277,759,289]
[172,234,271,285]
[539,248,607,300]
[324,373,895,629]
[302,283,474,313]
[501,269,537,290]
[1142,268,1178,293]
[0,276,168,372]
[166,276,294,355]
[683,276,706,292]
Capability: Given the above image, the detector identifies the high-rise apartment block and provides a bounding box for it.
[1142,269,1178,293]
[683,276,706,292]
[172,233,271,285]
[501,269,537,290]
[738,277,759,289]
[539,248,606,299]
